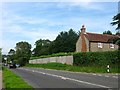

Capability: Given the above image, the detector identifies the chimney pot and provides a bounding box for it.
[81,25,86,34]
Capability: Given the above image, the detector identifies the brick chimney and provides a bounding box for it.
[81,25,86,34]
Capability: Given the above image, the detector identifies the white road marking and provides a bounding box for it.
[104,75,109,77]
[92,74,96,75]
[112,76,118,78]
[61,77,67,80]
[42,73,46,74]
[21,68,110,88]
[98,74,102,76]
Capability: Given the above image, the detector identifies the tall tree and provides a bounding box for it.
[53,29,79,53]
[7,49,15,63]
[33,39,51,56]
[15,41,31,66]
[103,30,112,35]
[111,13,120,30]
[111,13,120,50]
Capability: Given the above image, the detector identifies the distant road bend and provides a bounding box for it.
[11,67,119,88]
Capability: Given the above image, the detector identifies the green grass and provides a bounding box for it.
[25,63,119,73]
[3,67,33,89]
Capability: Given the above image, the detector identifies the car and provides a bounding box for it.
[16,64,20,68]
[9,63,16,69]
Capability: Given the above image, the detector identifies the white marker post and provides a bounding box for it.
[107,65,110,73]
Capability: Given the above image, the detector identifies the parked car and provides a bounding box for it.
[9,63,16,69]
[16,64,20,68]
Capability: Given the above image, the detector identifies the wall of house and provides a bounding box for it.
[76,35,89,52]
[84,36,89,52]
[76,36,82,52]
[90,42,118,52]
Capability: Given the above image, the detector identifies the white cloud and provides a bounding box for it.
[56,2,104,11]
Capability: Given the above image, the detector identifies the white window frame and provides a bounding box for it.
[110,43,114,49]
[98,43,103,48]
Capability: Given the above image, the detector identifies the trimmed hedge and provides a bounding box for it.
[73,51,120,67]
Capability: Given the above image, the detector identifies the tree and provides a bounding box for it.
[33,39,51,56]
[111,13,120,50]
[53,29,79,53]
[7,49,15,63]
[116,31,120,36]
[111,13,120,30]
[15,41,31,66]
[103,30,112,35]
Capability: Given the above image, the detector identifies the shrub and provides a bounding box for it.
[73,51,119,66]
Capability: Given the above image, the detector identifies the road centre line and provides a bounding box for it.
[23,68,118,79]
[112,76,118,78]
[21,68,110,88]
[104,75,109,77]
[98,74,102,76]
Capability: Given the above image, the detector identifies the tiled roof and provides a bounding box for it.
[84,32,119,43]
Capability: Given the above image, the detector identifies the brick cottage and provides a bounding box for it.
[76,25,119,52]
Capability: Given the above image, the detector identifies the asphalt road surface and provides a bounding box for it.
[11,67,119,89]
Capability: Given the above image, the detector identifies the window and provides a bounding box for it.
[110,43,114,48]
[98,43,103,48]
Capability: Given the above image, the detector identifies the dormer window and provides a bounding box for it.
[110,43,114,48]
[98,43,103,48]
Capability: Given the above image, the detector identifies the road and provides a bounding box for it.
[11,67,119,89]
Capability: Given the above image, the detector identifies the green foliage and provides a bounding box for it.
[103,30,112,35]
[33,39,51,56]
[15,41,31,66]
[53,29,79,53]
[3,67,33,88]
[73,51,119,67]
[111,13,120,30]
[7,49,16,63]
[32,29,79,56]
[116,32,120,36]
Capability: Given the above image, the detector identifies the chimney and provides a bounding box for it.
[81,25,86,34]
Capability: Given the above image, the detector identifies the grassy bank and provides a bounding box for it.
[25,63,119,73]
[3,67,33,89]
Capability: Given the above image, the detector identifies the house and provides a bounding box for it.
[76,25,119,52]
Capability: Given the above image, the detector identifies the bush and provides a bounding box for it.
[73,51,119,66]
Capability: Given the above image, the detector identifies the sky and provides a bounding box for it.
[1,0,120,54]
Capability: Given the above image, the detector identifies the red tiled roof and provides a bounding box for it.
[84,32,119,43]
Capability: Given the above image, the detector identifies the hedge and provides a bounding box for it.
[73,51,120,67]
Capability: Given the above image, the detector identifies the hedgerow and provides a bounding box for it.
[73,50,119,66]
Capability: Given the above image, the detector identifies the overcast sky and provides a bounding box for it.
[1,0,119,54]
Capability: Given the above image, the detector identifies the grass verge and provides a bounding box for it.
[25,63,119,73]
[3,67,33,89]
